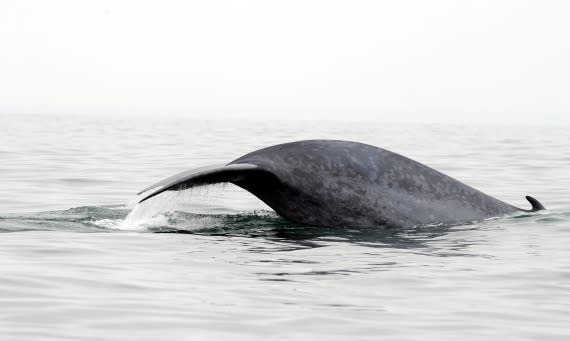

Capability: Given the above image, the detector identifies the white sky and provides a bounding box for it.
[0,0,568,124]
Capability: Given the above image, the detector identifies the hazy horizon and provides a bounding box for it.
[1,1,569,125]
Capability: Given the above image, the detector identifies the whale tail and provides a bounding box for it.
[525,195,545,212]
[137,163,265,204]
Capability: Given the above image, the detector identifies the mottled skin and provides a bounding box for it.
[138,140,544,228]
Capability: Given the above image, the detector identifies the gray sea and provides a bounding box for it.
[1,113,569,340]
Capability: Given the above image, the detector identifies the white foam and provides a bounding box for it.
[116,184,273,231]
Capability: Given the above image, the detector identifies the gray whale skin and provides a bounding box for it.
[137,140,545,228]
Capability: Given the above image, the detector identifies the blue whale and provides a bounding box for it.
[137,140,544,228]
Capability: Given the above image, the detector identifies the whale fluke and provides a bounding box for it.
[137,163,265,203]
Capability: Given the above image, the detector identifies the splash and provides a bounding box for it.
[119,184,275,232]
[119,184,283,232]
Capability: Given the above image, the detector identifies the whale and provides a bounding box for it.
[136,140,544,228]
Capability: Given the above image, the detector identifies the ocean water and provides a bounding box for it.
[1,113,569,340]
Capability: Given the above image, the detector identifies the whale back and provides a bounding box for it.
[229,140,519,227]
[137,140,541,228]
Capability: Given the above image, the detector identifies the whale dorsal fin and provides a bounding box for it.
[525,195,545,212]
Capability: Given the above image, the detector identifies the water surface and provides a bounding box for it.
[1,114,569,340]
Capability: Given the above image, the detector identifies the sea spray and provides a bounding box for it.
[120,184,237,231]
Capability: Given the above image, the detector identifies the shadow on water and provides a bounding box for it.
[2,205,567,255]
[0,205,479,256]
[144,209,500,255]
